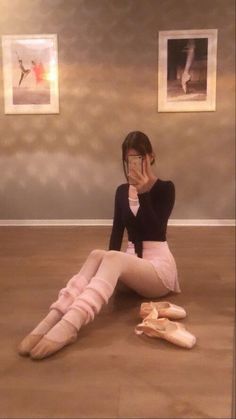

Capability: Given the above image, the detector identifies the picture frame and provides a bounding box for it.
[1,34,59,114]
[158,29,218,112]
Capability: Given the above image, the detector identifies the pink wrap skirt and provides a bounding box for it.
[126,241,181,293]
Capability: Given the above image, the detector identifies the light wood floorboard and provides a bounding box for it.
[0,226,235,418]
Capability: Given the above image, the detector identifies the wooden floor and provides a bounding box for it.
[0,226,235,419]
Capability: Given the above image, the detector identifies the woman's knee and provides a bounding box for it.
[104,250,122,261]
[101,251,125,271]
[89,249,107,261]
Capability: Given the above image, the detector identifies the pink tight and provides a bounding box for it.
[51,249,169,330]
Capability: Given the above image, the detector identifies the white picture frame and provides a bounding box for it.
[158,29,218,112]
[1,34,59,114]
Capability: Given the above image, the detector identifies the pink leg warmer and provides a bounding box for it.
[50,250,107,314]
[50,274,89,314]
[63,276,114,329]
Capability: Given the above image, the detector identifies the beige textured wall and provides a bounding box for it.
[0,0,235,220]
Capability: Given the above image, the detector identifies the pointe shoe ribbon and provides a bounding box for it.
[140,301,186,320]
[135,309,196,349]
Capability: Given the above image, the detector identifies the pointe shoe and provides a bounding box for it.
[18,334,44,356]
[135,309,196,349]
[140,301,186,320]
[30,333,77,360]
[181,72,191,93]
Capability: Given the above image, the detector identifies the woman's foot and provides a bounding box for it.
[181,72,191,93]
[18,309,62,356]
[30,319,78,360]
[18,334,44,356]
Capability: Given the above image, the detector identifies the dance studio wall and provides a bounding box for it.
[0,0,235,220]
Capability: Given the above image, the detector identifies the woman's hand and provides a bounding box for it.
[128,155,157,194]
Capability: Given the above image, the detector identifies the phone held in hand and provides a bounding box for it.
[127,155,143,185]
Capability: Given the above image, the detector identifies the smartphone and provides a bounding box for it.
[127,155,143,185]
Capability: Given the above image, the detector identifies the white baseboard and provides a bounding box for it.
[0,219,235,226]
[169,219,235,226]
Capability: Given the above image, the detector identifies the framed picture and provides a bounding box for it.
[1,34,59,114]
[158,29,218,112]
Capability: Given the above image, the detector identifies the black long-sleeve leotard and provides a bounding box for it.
[109,178,175,258]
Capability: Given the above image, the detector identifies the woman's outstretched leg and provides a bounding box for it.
[18,249,107,356]
[30,251,169,359]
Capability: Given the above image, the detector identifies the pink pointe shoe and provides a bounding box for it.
[140,301,186,320]
[136,308,196,349]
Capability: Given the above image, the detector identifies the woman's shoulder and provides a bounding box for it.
[114,183,128,198]
[153,179,175,205]
[152,179,175,200]
[116,183,128,193]
[155,178,175,191]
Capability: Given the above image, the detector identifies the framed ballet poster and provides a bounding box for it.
[1,34,59,114]
[158,29,218,112]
